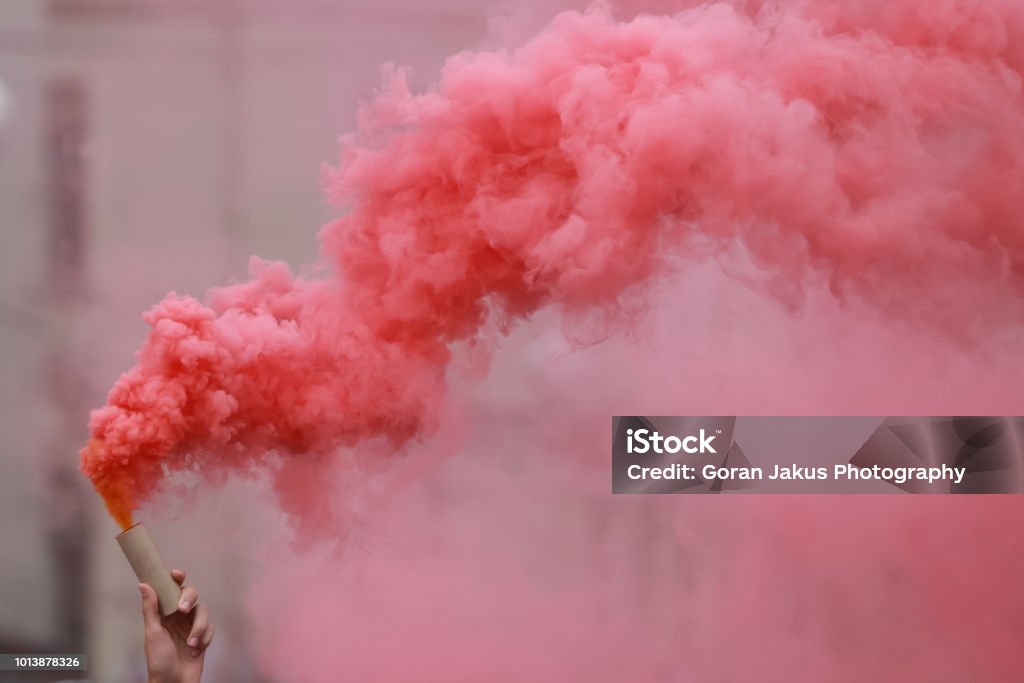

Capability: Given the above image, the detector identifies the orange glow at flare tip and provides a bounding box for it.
[83,439,135,530]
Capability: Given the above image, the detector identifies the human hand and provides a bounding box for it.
[139,569,215,683]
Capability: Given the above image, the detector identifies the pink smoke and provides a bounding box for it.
[244,259,1024,682]
[81,0,1024,531]
[227,2,1024,680]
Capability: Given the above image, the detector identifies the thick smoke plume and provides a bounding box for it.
[82,0,1024,527]
[244,264,1024,681]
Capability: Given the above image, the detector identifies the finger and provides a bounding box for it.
[198,623,215,656]
[139,583,163,633]
[187,604,209,654]
[170,569,186,586]
[178,585,199,614]
[202,622,215,647]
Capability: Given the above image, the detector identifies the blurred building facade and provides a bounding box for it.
[0,1,487,681]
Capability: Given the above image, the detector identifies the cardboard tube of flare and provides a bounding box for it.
[117,523,182,618]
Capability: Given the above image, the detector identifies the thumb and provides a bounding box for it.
[139,583,163,630]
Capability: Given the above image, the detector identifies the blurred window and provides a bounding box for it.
[46,78,88,299]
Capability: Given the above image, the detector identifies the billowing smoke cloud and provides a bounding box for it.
[245,265,1024,682]
[82,0,1024,535]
